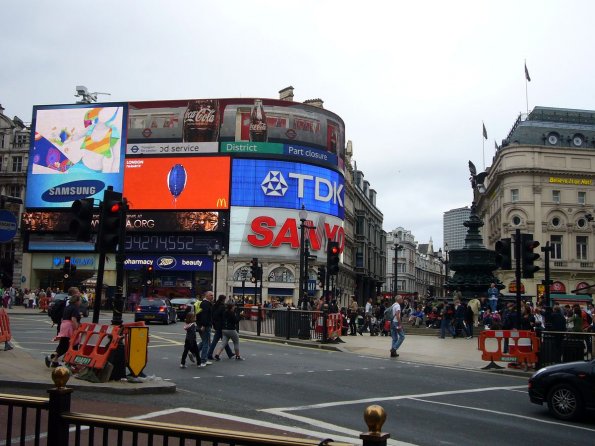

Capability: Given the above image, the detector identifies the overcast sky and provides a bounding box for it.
[3,0,595,249]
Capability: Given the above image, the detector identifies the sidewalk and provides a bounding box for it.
[1,307,529,394]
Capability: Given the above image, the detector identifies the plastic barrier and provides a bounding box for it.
[0,308,13,350]
[477,329,539,371]
[326,313,343,340]
[63,323,123,370]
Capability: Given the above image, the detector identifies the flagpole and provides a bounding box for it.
[482,137,485,170]
[525,59,529,115]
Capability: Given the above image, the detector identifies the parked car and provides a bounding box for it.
[528,359,595,420]
[135,297,177,325]
[170,298,196,321]
[49,293,90,318]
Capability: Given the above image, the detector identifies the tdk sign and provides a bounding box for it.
[232,159,344,219]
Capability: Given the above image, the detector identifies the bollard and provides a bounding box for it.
[47,367,73,445]
[360,405,390,446]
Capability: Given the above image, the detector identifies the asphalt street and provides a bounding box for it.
[5,312,595,446]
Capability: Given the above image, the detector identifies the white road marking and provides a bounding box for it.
[409,398,595,432]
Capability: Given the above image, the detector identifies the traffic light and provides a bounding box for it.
[62,256,71,278]
[494,238,512,270]
[521,234,540,278]
[97,190,124,252]
[317,266,326,287]
[327,241,340,275]
[70,198,95,241]
[250,258,259,283]
[143,264,154,285]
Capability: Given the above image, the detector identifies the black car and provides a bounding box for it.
[170,298,196,321]
[528,359,595,420]
[135,297,177,325]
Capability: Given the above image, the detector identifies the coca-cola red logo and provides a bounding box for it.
[250,122,267,131]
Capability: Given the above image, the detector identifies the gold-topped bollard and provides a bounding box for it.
[51,366,71,389]
[360,405,390,446]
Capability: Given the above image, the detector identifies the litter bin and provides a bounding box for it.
[562,335,585,363]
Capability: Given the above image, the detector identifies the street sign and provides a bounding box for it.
[0,210,17,243]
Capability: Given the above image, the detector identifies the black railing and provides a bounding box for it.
[537,331,594,368]
[1,370,390,446]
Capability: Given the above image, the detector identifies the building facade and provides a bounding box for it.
[0,104,29,288]
[443,206,471,250]
[475,106,595,300]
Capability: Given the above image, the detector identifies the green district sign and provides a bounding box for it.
[220,142,284,154]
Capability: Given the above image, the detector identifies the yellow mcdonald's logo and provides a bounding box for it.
[216,197,228,208]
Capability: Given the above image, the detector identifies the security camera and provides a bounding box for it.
[75,85,88,96]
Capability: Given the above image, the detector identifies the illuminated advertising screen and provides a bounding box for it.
[124,255,213,271]
[123,156,230,210]
[229,207,344,258]
[25,104,127,209]
[126,211,228,232]
[230,159,344,219]
[127,98,345,170]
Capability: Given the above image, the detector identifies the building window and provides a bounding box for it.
[577,218,587,229]
[7,184,20,198]
[15,134,28,148]
[551,217,561,227]
[511,189,519,202]
[551,235,562,260]
[11,156,23,173]
[576,236,588,260]
[512,215,521,226]
[552,190,560,204]
[578,191,586,205]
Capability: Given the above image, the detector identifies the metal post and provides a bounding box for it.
[299,213,306,309]
[92,251,106,324]
[241,279,245,304]
[303,239,310,308]
[111,199,128,326]
[542,242,552,330]
[515,229,522,323]
[47,385,73,445]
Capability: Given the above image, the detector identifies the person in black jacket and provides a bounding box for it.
[207,294,234,360]
[214,302,244,360]
[197,291,214,367]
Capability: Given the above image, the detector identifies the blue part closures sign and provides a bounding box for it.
[0,210,18,242]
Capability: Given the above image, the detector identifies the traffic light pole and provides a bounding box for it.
[111,199,128,327]
[515,229,522,324]
[542,242,552,329]
[92,251,106,324]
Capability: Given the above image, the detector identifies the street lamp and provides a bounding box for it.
[208,243,226,297]
[298,206,316,309]
[392,243,403,298]
[438,243,449,295]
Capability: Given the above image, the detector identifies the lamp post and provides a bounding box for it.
[392,243,403,298]
[208,243,226,298]
[438,243,449,296]
[298,206,316,309]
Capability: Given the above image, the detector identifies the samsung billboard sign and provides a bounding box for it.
[231,159,344,219]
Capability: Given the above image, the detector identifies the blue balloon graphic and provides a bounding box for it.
[167,164,187,205]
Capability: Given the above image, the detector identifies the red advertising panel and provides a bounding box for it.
[124,157,230,210]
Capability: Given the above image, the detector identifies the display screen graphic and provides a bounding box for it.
[231,159,344,218]
[124,157,230,210]
[25,104,127,208]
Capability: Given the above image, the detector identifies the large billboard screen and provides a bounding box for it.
[127,98,345,170]
[231,159,344,219]
[123,156,230,210]
[26,104,127,209]
[229,206,344,259]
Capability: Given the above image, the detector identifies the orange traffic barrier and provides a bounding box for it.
[0,308,13,350]
[63,323,123,370]
[477,330,539,371]
[327,313,343,340]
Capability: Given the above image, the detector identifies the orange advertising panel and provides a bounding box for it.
[124,156,230,210]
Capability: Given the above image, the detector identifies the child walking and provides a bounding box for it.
[180,312,200,368]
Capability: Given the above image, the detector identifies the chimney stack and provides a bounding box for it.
[304,98,324,109]
[279,86,294,102]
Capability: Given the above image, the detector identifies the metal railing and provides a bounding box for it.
[238,306,332,342]
[537,330,594,368]
[1,369,390,446]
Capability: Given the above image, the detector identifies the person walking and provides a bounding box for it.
[214,302,244,361]
[45,287,82,368]
[468,295,481,327]
[197,291,214,367]
[389,296,406,358]
[348,296,358,335]
[180,312,200,368]
[207,294,234,360]
[439,300,456,339]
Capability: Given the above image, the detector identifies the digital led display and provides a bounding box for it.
[25,104,127,209]
[230,159,344,218]
[124,156,230,210]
